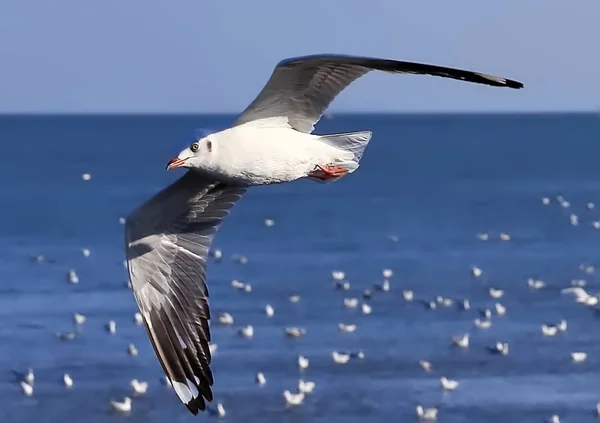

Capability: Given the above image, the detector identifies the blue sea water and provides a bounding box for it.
[1,113,600,422]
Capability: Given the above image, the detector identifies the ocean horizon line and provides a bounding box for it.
[0,110,597,118]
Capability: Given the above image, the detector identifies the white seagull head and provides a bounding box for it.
[167,129,220,172]
[167,138,216,172]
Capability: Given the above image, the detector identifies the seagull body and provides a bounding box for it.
[56,331,77,341]
[110,397,132,413]
[63,373,73,388]
[419,360,433,372]
[542,320,566,337]
[105,320,116,335]
[181,121,360,185]
[231,280,251,292]
[422,300,437,310]
[73,313,86,326]
[416,405,439,420]
[298,379,315,394]
[238,325,254,339]
[474,318,492,329]
[218,312,234,325]
[208,403,226,418]
[528,278,546,290]
[570,352,587,363]
[338,323,357,333]
[343,298,359,308]
[67,269,79,284]
[561,287,599,305]
[283,390,305,406]
[336,280,351,290]
[232,254,248,264]
[124,53,522,414]
[332,351,351,364]
[352,350,365,360]
[20,381,33,396]
[439,297,454,307]
[499,232,511,241]
[284,327,306,337]
[489,288,504,299]
[265,304,274,317]
[375,280,390,292]
[256,372,266,386]
[440,376,459,391]
[128,343,139,356]
[582,264,595,274]
[210,249,222,261]
[131,379,149,395]
[332,271,345,281]
[487,342,509,356]
[31,254,45,263]
[297,355,310,370]
[230,280,244,289]
[452,334,469,349]
[479,308,492,319]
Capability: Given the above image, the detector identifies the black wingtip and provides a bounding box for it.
[186,404,199,416]
[506,79,524,89]
[186,396,207,415]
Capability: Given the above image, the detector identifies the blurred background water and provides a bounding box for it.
[1,113,600,422]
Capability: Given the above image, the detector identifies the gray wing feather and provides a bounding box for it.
[234,54,524,133]
[125,171,246,415]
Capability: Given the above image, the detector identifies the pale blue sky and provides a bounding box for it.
[0,1,598,113]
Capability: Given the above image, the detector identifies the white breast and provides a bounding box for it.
[211,121,340,185]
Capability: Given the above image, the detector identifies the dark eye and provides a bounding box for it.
[207,141,212,152]
[190,142,199,152]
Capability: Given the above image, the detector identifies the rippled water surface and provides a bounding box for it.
[1,113,600,422]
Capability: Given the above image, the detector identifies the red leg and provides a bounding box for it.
[308,164,348,181]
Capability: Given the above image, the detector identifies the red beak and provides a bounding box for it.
[166,157,187,171]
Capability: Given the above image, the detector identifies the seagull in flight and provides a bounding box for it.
[125,53,523,415]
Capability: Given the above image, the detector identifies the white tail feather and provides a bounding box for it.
[320,131,372,164]
[307,131,373,183]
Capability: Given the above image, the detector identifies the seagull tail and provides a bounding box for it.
[319,130,372,173]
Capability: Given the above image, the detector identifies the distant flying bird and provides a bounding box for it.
[124,53,523,415]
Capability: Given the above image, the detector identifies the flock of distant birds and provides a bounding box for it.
[11,177,600,421]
